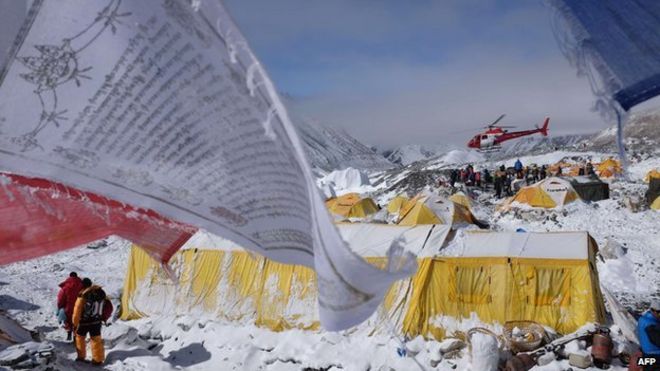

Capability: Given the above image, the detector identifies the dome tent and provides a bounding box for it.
[325,193,379,219]
[506,177,580,209]
[397,192,476,227]
[386,195,409,215]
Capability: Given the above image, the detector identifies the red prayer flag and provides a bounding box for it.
[0,173,196,265]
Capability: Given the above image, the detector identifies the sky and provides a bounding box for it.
[223,0,607,148]
[0,1,620,149]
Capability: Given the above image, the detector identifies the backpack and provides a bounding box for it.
[81,288,107,323]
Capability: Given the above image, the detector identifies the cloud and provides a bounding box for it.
[224,0,609,147]
[290,52,602,147]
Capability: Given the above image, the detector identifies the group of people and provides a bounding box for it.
[448,160,541,198]
[448,159,597,199]
[57,272,113,365]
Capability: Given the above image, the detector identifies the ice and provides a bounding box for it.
[319,167,375,195]
[468,332,499,371]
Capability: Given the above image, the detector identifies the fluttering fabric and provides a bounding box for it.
[550,0,660,171]
[0,173,196,265]
[550,0,660,113]
[0,0,415,330]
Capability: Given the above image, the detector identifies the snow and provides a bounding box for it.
[427,149,485,169]
[386,144,456,166]
[318,167,376,195]
[1,152,658,371]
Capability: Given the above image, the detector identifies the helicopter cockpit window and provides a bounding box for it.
[481,135,488,140]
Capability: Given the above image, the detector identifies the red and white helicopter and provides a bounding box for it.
[467,114,549,151]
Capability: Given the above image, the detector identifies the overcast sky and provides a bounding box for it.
[223,0,609,148]
[1,1,611,149]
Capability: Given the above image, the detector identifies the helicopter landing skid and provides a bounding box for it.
[477,146,502,153]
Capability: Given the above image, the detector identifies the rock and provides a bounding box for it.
[601,239,627,260]
[568,351,592,368]
[0,345,29,366]
[537,351,556,366]
[0,341,54,368]
[438,338,465,354]
[103,322,138,347]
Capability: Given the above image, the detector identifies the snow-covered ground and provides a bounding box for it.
[1,153,658,370]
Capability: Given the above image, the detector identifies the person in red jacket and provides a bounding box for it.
[57,272,84,341]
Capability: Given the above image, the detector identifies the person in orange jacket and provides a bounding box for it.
[72,278,113,365]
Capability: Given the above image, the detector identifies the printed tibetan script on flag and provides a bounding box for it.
[0,0,415,330]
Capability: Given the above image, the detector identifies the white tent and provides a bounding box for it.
[462,231,594,260]
[178,224,452,258]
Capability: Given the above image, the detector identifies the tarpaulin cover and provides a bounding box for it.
[647,178,660,206]
[121,231,606,337]
[551,0,660,112]
[0,173,195,265]
[569,177,609,202]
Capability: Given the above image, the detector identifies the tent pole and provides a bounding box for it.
[614,109,629,181]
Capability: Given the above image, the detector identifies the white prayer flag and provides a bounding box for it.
[0,0,416,330]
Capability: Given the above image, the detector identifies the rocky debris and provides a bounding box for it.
[87,239,109,250]
[0,341,55,370]
[382,169,448,196]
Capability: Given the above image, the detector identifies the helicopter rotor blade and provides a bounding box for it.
[488,114,506,127]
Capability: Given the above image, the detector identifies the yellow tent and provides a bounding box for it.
[121,230,605,337]
[325,193,378,219]
[597,158,622,178]
[449,192,471,209]
[398,197,443,225]
[507,177,579,209]
[402,231,606,338]
[386,195,409,214]
[644,169,660,183]
[397,193,475,226]
[652,197,660,211]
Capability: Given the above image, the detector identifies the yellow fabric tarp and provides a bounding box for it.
[325,193,379,219]
[652,196,660,211]
[121,240,606,338]
[401,255,605,338]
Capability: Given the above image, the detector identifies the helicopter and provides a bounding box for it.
[467,114,549,151]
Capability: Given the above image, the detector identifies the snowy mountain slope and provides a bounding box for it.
[587,109,660,155]
[490,134,593,160]
[283,97,394,172]
[295,118,394,171]
[385,144,457,166]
